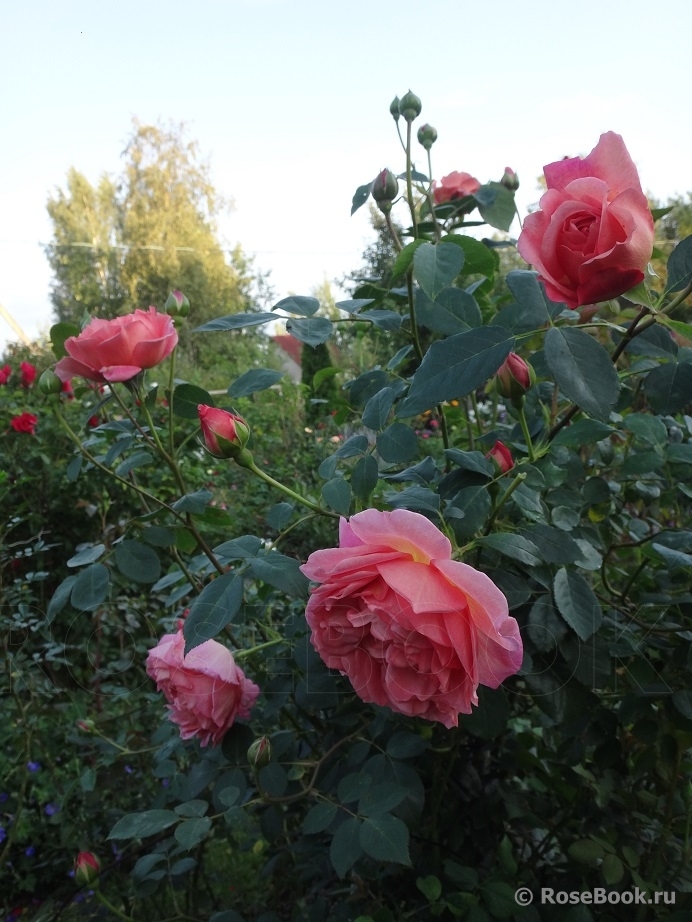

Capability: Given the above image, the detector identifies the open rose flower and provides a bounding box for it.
[10,412,38,434]
[54,307,178,384]
[301,509,522,728]
[517,132,654,309]
[433,171,481,205]
[146,629,260,747]
[19,362,36,387]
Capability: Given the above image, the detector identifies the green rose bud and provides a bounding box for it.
[389,96,400,121]
[398,90,422,123]
[37,368,63,395]
[371,169,399,214]
[164,289,190,319]
[247,736,271,770]
[74,851,100,886]
[417,124,438,151]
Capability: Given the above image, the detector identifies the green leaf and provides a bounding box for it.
[330,816,362,877]
[193,311,279,332]
[527,596,567,651]
[286,317,333,346]
[183,573,243,653]
[387,344,414,370]
[171,383,216,419]
[553,567,602,640]
[50,322,80,359]
[385,486,440,517]
[665,234,692,292]
[363,387,395,430]
[47,575,77,622]
[476,533,542,567]
[67,544,106,567]
[494,270,559,332]
[386,732,427,759]
[351,455,379,501]
[444,449,493,477]
[447,486,491,540]
[142,526,176,548]
[335,298,375,313]
[213,535,263,560]
[377,423,418,463]
[249,553,309,598]
[545,327,620,421]
[360,815,411,866]
[413,242,464,301]
[303,802,337,834]
[481,880,520,919]
[474,182,516,232]
[174,817,212,850]
[228,368,283,398]
[266,503,294,530]
[114,451,154,476]
[71,563,109,611]
[624,412,668,446]
[108,809,179,840]
[602,854,625,885]
[273,295,320,317]
[333,434,369,458]
[643,362,692,413]
[415,287,480,335]
[398,326,515,417]
[568,838,605,864]
[359,309,403,331]
[345,370,391,406]
[459,687,510,739]
[552,419,614,447]
[651,543,692,569]
[172,490,212,514]
[114,540,161,584]
[66,455,82,482]
[322,478,352,516]
[658,317,692,342]
[391,238,427,280]
[417,875,442,902]
[351,181,372,216]
[359,783,408,817]
[441,234,498,280]
[672,690,692,720]
[623,322,677,358]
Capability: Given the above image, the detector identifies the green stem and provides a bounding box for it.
[237,453,338,519]
[94,886,136,922]
[426,149,443,242]
[482,473,528,537]
[234,638,283,660]
[384,209,403,252]
[406,270,425,362]
[516,403,536,462]
[405,121,418,239]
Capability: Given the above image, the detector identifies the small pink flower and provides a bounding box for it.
[486,441,514,474]
[198,405,250,459]
[74,851,100,886]
[301,509,522,728]
[146,629,260,747]
[10,412,38,435]
[433,171,481,205]
[54,307,178,384]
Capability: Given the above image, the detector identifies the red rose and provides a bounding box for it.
[517,132,654,309]
[19,362,36,387]
[54,307,178,384]
[146,629,260,747]
[10,412,38,435]
[0,364,12,385]
[301,509,522,728]
[486,440,514,474]
[433,171,481,205]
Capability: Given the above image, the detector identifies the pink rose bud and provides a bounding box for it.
[74,851,100,886]
[417,124,438,151]
[164,289,190,319]
[198,405,250,459]
[76,719,95,733]
[247,736,272,770]
[500,167,520,191]
[495,353,535,405]
[486,440,514,474]
[371,169,399,213]
[398,89,422,122]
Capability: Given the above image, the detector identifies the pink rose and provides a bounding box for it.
[433,171,481,205]
[146,629,260,747]
[54,307,178,384]
[517,132,654,309]
[300,509,522,728]
[198,405,250,459]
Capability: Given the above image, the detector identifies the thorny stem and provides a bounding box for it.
[236,452,339,519]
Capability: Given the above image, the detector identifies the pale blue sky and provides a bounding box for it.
[2,0,692,349]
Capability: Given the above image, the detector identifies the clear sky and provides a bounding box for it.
[2,0,692,351]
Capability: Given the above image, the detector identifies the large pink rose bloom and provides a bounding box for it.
[300,509,523,728]
[54,307,178,384]
[517,132,654,309]
[146,630,260,747]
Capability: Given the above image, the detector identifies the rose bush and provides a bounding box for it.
[517,131,655,308]
[145,628,260,747]
[300,509,523,728]
[54,306,178,384]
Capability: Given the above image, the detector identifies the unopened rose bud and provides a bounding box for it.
[198,405,250,459]
[371,168,399,213]
[164,290,190,319]
[389,96,400,121]
[398,90,422,123]
[486,441,514,474]
[247,736,271,770]
[500,167,520,191]
[417,124,438,151]
[74,851,100,886]
[38,368,63,395]
[495,353,535,406]
[76,719,95,733]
